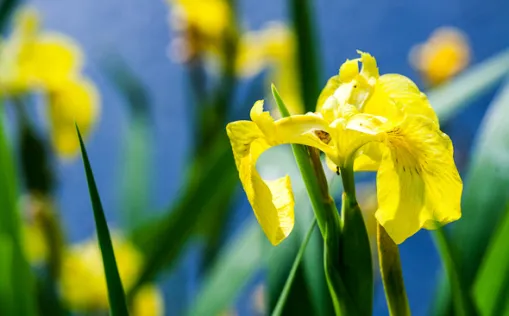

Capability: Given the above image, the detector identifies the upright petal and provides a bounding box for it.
[227,101,334,245]
[358,50,379,83]
[363,73,438,124]
[316,75,340,113]
[375,115,462,244]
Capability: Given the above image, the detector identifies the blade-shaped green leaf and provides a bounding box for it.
[188,221,263,316]
[76,125,129,316]
[0,109,36,316]
[272,218,317,316]
[474,204,509,315]
[0,234,13,316]
[432,76,509,315]
[429,49,509,122]
[289,0,321,113]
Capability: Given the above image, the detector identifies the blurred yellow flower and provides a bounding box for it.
[409,27,471,86]
[0,6,100,158]
[23,218,48,264]
[60,236,164,315]
[167,0,231,62]
[0,7,83,92]
[227,51,462,245]
[236,23,303,114]
[47,77,99,158]
[21,194,55,265]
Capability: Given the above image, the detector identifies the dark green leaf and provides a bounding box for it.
[76,125,129,316]
[289,0,321,113]
[338,168,373,316]
[0,0,19,32]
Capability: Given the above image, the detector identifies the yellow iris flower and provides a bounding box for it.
[168,0,231,62]
[226,51,462,245]
[409,27,471,86]
[60,236,164,315]
[0,7,99,158]
[236,23,303,114]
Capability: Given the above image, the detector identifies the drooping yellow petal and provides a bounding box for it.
[226,118,294,245]
[227,101,334,245]
[374,115,462,244]
[47,77,100,158]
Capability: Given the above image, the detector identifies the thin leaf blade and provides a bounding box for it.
[76,124,129,316]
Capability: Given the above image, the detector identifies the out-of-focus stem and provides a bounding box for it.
[433,227,478,316]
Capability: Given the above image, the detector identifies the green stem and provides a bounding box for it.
[272,86,347,315]
[338,164,373,316]
[272,218,317,316]
[378,224,410,316]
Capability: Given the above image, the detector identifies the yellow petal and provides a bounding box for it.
[375,115,462,244]
[47,77,100,158]
[227,101,334,244]
[354,142,382,172]
[29,33,83,88]
[339,59,359,82]
[327,112,391,168]
[316,75,340,112]
[358,50,379,82]
[226,119,294,245]
[363,73,438,125]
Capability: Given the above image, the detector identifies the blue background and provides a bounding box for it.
[27,0,509,314]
